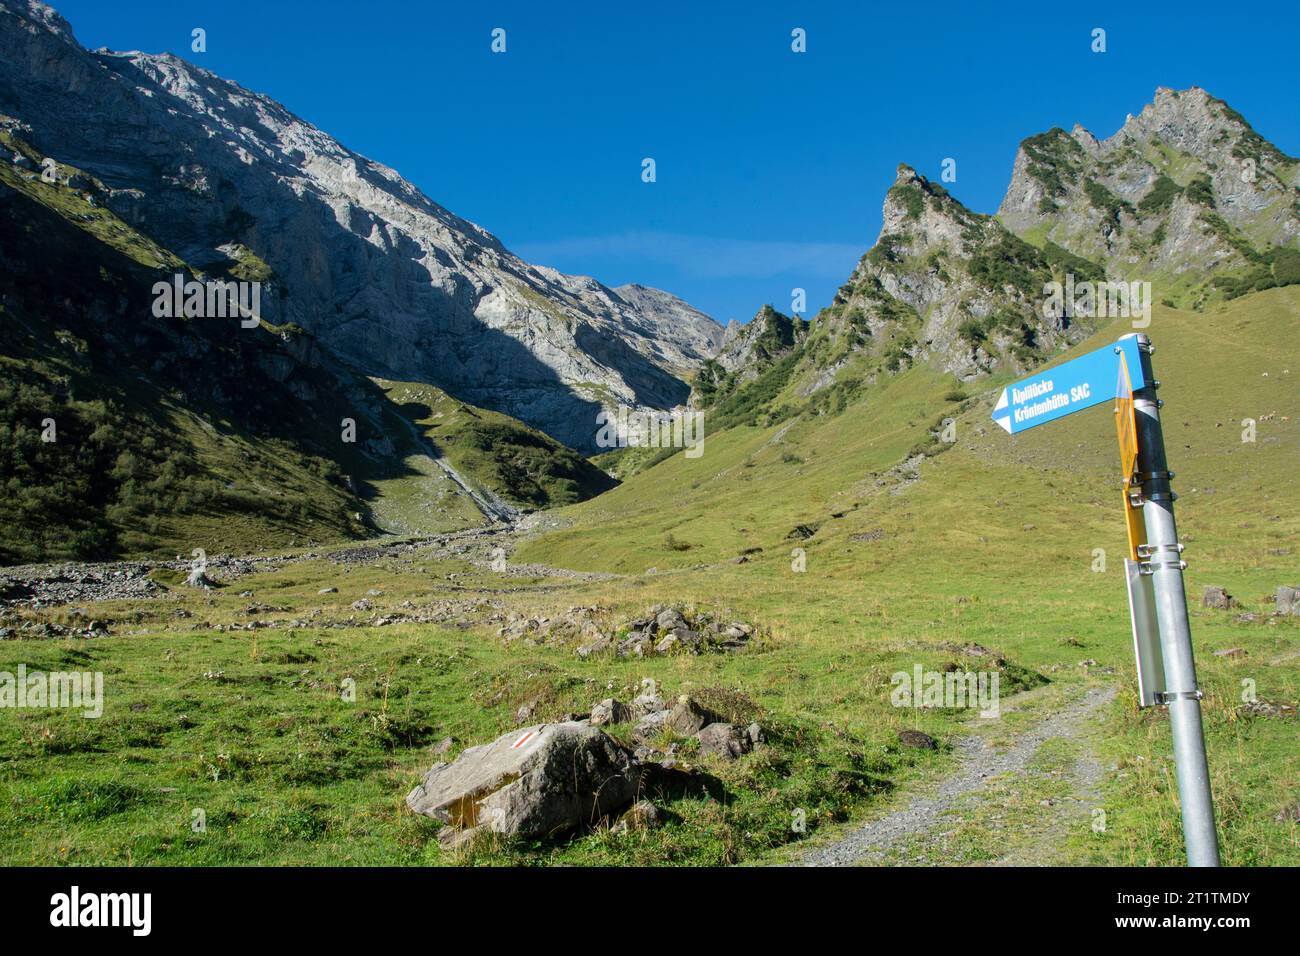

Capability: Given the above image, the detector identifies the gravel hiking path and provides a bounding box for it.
[788,683,1117,867]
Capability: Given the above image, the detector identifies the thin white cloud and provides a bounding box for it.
[512,230,863,280]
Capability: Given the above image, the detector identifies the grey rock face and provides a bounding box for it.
[406,721,643,838]
[997,87,1300,306]
[827,164,1091,381]
[0,1,720,451]
[612,283,725,372]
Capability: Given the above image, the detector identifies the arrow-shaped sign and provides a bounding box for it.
[992,336,1148,435]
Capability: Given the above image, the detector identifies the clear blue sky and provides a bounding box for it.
[51,0,1300,325]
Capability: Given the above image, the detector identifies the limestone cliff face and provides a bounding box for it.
[997,87,1300,306]
[823,165,1091,381]
[0,0,719,451]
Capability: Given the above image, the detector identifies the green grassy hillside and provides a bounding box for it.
[0,137,617,562]
[0,288,1293,867]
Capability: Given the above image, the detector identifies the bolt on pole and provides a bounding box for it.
[1128,332,1220,866]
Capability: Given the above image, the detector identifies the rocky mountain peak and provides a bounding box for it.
[0,0,721,452]
[998,86,1299,308]
[8,0,70,40]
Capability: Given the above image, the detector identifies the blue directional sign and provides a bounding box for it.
[992,336,1149,434]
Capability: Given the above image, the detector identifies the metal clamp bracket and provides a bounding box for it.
[1135,470,1174,483]
[1155,689,1204,704]
[1138,542,1184,558]
[1139,559,1188,575]
[1147,491,1178,503]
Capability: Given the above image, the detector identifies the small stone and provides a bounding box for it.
[898,729,937,750]
[610,800,659,834]
[1202,585,1236,609]
[697,722,751,759]
[1212,647,1246,658]
[577,633,612,658]
[318,587,338,595]
[630,690,666,718]
[655,608,687,633]
[666,695,718,736]
[516,699,539,724]
[589,698,631,727]
[632,710,669,743]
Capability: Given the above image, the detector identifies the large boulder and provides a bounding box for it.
[406,722,643,839]
[1276,585,1300,616]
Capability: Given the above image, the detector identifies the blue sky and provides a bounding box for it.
[51,0,1300,325]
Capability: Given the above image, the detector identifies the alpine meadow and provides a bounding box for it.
[0,0,1296,897]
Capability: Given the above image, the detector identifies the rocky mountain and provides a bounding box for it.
[795,164,1101,389]
[0,122,615,563]
[694,305,809,407]
[998,87,1300,307]
[0,0,720,451]
[609,284,725,374]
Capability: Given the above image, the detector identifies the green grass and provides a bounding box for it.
[374,378,616,511]
[4,288,1293,865]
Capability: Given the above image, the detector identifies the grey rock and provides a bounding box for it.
[653,634,681,654]
[898,729,938,750]
[406,722,643,838]
[576,632,613,658]
[666,695,718,736]
[630,690,667,718]
[515,698,539,723]
[1276,585,1300,616]
[1202,585,1236,609]
[589,698,631,727]
[655,608,687,632]
[610,799,659,834]
[632,710,669,744]
[697,722,752,759]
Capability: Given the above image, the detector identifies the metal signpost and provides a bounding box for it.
[991,332,1220,867]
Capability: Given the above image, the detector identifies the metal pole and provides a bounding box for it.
[1126,332,1220,866]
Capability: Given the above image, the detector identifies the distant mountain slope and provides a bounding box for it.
[517,286,1300,576]
[0,0,718,451]
[998,87,1300,307]
[610,284,725,373]
[0,126,617,562]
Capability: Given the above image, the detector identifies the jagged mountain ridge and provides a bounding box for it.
[998,86,1300,306]
[707,87,1298,417]
[0,0,721,451]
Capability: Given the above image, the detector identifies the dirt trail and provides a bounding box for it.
[790,684,1116,867]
